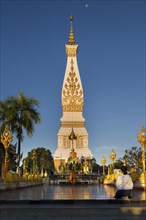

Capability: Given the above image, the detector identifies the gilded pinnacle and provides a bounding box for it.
[68,15,76,45]
[70,15,73,22]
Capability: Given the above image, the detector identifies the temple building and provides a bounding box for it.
[54,16,93,170]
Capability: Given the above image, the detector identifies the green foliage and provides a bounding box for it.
[23,147,54,176]
[114,159,124,169]
[115,146,142,172]
[124,146,142,171]
[0,92,41,165]
[91,162,99,173]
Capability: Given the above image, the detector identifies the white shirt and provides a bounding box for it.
[116,174,133,190]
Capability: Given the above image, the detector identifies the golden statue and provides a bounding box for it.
[83,159,89,174]
[70,148,77,159]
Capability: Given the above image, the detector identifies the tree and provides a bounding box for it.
[114,159,124,169]
[114,146,142,172]
[23,147,54,176]
[0,92,41,166]
[123,146,142,171]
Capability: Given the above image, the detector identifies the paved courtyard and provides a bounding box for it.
[0,184,146,220]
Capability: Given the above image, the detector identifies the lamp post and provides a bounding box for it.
[110,148,116,171]
[23,159,26,174]
[31,149,37,175]
[137,125,146,173]
[123,156,127,166]
[101,156,106,175]
[1,124,13,174]
[40,157,45,177]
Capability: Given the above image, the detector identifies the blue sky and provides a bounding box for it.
[0,0,145,165]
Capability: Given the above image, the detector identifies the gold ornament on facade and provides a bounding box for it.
[62,59,83,112]
[66,47,77,57]
[61,121,85,128]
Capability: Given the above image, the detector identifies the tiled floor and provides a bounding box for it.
[0,184,145,200]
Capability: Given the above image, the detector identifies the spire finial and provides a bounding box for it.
[70,14,73,22]
[68,15,76,45]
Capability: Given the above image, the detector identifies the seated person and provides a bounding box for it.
[114,166,133,199]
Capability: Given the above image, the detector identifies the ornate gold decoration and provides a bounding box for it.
[110,148,116,171]
[62,59,83,112]
[66,47,77,57]
[68,15,76,45]
[1,124,13,175]
[101,156,106,175]
[101,156,106,166]
[137,125,146,149]
[1,124,13,163]
[137,125,146,173]
[61,122,85,127]
[110,148,116,162]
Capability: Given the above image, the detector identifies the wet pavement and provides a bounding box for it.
[0,184,146,200]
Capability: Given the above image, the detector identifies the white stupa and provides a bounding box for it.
[54,16,93,169]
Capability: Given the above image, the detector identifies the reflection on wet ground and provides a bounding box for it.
[0,184,146,200]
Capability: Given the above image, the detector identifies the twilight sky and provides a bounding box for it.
[0,0,145,165]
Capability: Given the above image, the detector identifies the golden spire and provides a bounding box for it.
[68,15,76,45]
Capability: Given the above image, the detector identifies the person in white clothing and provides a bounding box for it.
[114,166,133,199]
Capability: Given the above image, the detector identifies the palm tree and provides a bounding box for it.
[0,92,41,166]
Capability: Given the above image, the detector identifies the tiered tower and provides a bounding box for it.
[54,16,93,169]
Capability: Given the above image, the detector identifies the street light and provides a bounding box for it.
[1,124,13,175]
[110,148,116,171]
[31,149,37,175]
[101,156,106,175]
[137,125,146,173]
